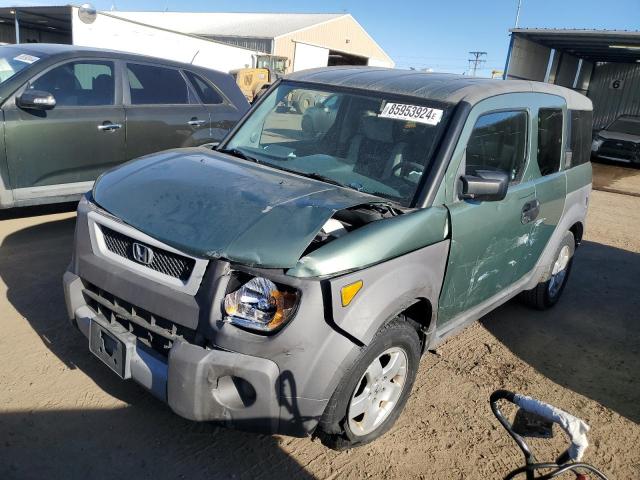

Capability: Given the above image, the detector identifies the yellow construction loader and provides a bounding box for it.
[231,55,287,103]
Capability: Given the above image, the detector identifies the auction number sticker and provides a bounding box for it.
[379,102,443,125]
[13,54,40,64]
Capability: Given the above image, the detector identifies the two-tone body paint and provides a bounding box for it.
[437,92,570,326]
[63,69,593,436]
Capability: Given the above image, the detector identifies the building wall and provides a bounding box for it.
[0,23,70,44]
[505,36,550,81]
[555,52,580,88]
[71,8,258,73]
[588,62,640,130]
[204,35,272,54]
[273,15,393,72]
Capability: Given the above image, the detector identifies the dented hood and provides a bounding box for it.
[93,148,380,268]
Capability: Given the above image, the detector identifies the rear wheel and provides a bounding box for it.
[520,231,575,310]
[315,318,421,450]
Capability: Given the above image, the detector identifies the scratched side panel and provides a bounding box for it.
[437,181,535,324]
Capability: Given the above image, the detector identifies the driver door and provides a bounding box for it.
[438,94,537,327]
[3,59,125,192]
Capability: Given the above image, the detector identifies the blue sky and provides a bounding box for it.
[9,0,640,75]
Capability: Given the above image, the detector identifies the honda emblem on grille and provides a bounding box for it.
[132,242,154,265]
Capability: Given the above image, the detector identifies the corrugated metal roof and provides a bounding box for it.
[109,12,346,39]
[286,66,592,110]
[510,28,640,62]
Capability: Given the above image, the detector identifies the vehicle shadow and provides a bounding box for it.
[0,201,78,220]
[480,240,640,423]
[0,216,316,480]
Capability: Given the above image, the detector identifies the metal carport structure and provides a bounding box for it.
[504,28,640,130]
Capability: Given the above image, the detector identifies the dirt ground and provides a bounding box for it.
[1,180,639,479]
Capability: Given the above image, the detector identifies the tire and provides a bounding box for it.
[520,230,575,310]
[294,92,315,114]
[315,317,421,450]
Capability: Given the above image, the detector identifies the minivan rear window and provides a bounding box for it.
[127,63,190,105]
[184,71,223,104]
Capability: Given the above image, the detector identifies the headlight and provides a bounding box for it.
[591,136,604,151]
[223,276,300,333]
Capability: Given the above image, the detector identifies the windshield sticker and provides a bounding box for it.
[379,102,443,125]
[13,54,40,64]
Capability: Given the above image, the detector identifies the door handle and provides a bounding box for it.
[97,122,122,132]
[187,118,206,127]
[521,199,540,224]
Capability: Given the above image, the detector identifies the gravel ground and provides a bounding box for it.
[0,187,638,479]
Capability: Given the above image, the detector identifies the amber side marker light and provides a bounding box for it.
[341,280,363,307]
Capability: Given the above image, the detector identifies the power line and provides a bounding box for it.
[468,51,487,76]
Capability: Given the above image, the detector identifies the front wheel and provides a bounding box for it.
[520,230,575,310]
[315,318,421,450]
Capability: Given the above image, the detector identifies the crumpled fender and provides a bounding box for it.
[287,206,449,278]
[326,239,450,345]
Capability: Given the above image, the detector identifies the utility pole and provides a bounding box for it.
[12,9,20,44]
[514,0,524,28]
[468,51,487,76]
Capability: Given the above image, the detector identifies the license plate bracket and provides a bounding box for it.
[89,317,134,379]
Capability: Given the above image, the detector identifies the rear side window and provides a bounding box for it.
[30,60,115,106]
[537,108,563,175]
[127,63,189,105]
[184,71,223,104]
[569,110,593,167]
[466,111,528,183]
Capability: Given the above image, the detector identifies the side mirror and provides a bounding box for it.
[459,170,509,201]
[17,90,56,110]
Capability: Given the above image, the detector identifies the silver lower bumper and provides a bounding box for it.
[63,271,281,432]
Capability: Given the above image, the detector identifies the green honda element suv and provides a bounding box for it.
[63,67,593,449]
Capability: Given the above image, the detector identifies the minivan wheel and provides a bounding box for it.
[315,317,421,450]
[520,231,575,310]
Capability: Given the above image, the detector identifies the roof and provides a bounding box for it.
[286,66,593,110]
[108,12,346,39]
[510,28,640,63]
[0,43,233,76]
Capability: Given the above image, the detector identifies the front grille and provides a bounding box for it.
[599,140,638,161]
[83,282,197,356]
[101,226,195,281]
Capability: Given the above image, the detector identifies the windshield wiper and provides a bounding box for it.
[217,147,260,164]
[274,167,348,189]
[298,172,347,188]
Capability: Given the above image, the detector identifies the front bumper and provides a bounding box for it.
[64,270,281,433]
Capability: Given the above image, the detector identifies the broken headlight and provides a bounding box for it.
[223,276,300,333]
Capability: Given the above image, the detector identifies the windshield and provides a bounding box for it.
[608,117,640,136]
[224,82,451,206]
[0,46,44,85]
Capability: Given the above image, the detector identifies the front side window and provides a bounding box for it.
[223,83,452,206]
[466,111,528,183]
[184,70,223,105]
[537,108,563,175]
[30,60,115,106]
[127,63,189,105]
